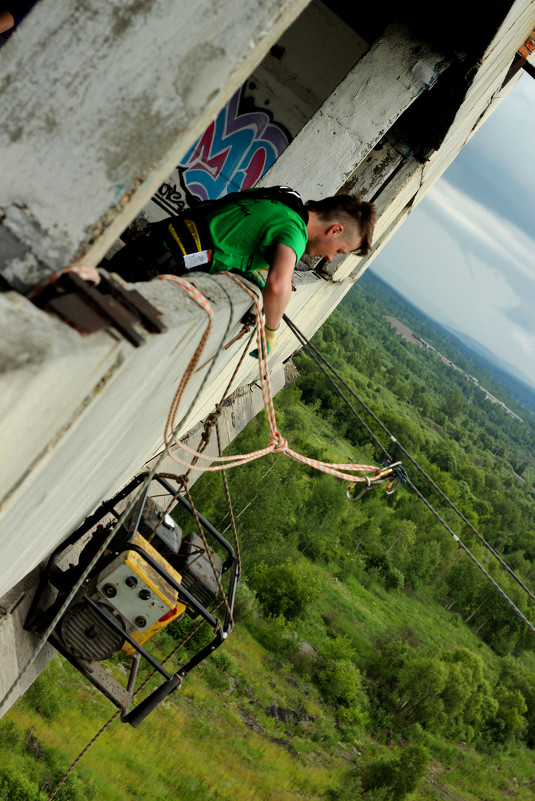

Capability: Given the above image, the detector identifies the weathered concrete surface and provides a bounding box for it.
[0,272,258,600]
[411,1,535,202]
[0,0,310,270]
[249,0,367,136]
[340,141,405,203]
[260,21,446,199]
[0,568,56,716]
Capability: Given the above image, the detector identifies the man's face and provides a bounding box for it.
[305,224,362,263]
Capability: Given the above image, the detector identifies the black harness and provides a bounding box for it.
[107,187,308,283]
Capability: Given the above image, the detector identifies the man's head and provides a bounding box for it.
[305,195,376,262]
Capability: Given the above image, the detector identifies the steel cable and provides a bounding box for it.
[283,313,535,629]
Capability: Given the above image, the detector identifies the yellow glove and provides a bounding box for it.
[265,326,278,354]
[250,325,279,359]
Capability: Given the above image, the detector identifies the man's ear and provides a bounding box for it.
[326,223,344,237]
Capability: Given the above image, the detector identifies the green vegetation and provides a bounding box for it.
[1,272,534,800]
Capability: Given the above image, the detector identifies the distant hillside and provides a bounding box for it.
[441,324,535,397]
[364,271,535,418]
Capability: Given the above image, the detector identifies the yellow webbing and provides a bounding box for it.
[185,218,202,251]
[167,223,187,256]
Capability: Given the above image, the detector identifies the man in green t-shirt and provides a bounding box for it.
[108,188,376,355]
[201,190,375,353]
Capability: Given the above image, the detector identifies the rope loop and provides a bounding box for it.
[163,271,381,486]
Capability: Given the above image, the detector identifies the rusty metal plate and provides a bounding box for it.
[48,294,109,333]
[31,270,167,347]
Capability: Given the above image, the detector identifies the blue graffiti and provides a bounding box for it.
[181,87,290,201]
[153,86,291,217]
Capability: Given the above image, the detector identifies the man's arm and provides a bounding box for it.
[263,243,296,330]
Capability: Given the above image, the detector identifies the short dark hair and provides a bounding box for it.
[305,194,376,256]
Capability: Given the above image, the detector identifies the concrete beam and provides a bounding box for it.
[0,273,259,599]
[0,0,310,271]
[411,0,535,204]
[339,141,405,202]
[0,569,56,716]
[259,21,445,199]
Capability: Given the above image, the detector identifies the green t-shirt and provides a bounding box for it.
[204,194,308,288]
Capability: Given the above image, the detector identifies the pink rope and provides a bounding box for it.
[162,272,381,484]
[28,265,101,297]
[158,275,215,451]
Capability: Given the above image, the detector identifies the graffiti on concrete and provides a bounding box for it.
[153,86,290,216]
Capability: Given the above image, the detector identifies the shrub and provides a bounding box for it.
[0,766,44,801]
[248,559,320,619]
[50,772,92,801]
[0,719,25,752]
[314,637,368,729]
[329,744,429,801]
[316,658,362,707]
[386,567,405,590]
[232,581,259,622]
[361,744,429,800]
[247,613,298,659]
[167,614,213,653]
[486,686,528,744]
[24,673,61,720]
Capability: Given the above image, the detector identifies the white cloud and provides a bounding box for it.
[372,203,535,386]
[370,77,535,387]
[471,74,535,197]
[426,180,535,286]
[509,326,535,364]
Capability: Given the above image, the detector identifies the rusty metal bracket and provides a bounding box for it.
[31,271,167,347]
[99,270,167,335]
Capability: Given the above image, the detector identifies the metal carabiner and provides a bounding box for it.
[346,475,371,502]
[384,477,398,495]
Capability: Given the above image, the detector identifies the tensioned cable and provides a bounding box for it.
[401,476,535,633]
[284,313,535,621]
[46,608,219,801]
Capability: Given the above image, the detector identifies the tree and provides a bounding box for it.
[494,656,535,746]
[0,767,44,801]
[248,558,320,619]
[486,686,527,744]
[395,657,448,728]
[438,648,497,741]
[440,389,463,419]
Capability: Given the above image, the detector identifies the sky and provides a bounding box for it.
[370,72,535,389]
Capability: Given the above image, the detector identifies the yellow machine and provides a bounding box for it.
[25,474,238,727]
